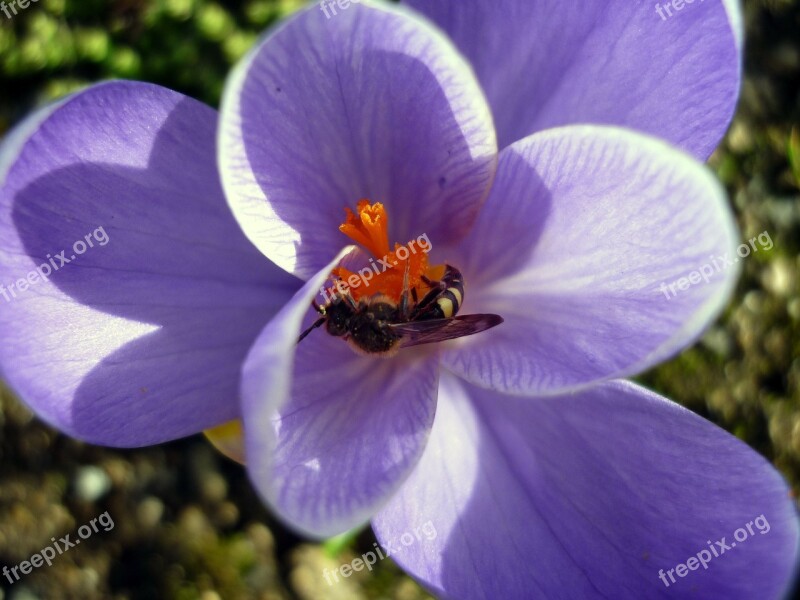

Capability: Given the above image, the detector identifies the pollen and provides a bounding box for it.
[332,200,440,303]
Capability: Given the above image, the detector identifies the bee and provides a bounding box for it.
[298,264,503,355]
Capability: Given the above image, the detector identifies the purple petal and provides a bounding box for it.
[242,249,439,538]
[443,126,739,396]
[373,376,799,600]
[0,81,298,447]
[405,0,742,157]
[219,1,497,279]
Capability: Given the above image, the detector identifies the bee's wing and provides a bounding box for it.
[390,314,503,349]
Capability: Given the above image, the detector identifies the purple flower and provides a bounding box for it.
[0,1,797,598]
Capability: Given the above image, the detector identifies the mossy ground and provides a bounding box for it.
[1,0,799,598]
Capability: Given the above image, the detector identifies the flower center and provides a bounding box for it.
[330,200,444,303]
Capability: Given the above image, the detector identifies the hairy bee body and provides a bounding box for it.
[324,294,402,355]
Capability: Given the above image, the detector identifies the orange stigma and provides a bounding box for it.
[339,200,391,259]
[333,200,439,303]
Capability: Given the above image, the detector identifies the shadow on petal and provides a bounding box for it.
[221,3,497,278]
[4,94,298,446]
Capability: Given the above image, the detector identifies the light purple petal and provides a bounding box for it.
[442,126,739,396]
[0,81,298,447]
[219,0,497,279]
[373,376,799,600]
[405,0,743,157]
[242,249,439,538]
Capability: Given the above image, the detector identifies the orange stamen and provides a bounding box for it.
[330,201,441,303]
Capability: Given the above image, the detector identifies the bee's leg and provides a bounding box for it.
[298,316,326,343]
[300,292,333,343]
[409,289,439,319]
[419,275,446,299]
[420,274,447,289]
[410,274,446,319]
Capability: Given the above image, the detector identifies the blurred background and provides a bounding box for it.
[0,0,798,598]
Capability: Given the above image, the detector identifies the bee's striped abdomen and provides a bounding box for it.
[417,265,464,320]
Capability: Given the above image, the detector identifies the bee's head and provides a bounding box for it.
[325,299,352,337]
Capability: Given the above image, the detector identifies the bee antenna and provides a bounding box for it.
[399,258,412,319]
[298,317,326,344]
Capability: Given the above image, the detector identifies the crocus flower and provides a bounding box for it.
[0,1,797,598]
